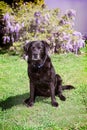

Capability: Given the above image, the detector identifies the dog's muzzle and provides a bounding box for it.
[32,54,40,61]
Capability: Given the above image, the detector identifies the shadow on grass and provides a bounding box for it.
[0,93,50,111]
[0,93,29,111]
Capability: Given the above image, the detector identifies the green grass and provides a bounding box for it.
[0,53,87,130]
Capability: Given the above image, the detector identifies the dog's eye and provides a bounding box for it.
[32,47,35,50]
[38,46,41,50]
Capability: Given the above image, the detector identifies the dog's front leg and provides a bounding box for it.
[50,82,58,107]
[25,81,35,107]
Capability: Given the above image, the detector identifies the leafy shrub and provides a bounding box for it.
[0,1,13,16]
[0,1,85,55]
[9,41,24,55]
[17,5,85,55]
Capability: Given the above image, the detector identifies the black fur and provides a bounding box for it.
[24,40,75,107]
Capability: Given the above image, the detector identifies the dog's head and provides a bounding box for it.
[24,40,49,67]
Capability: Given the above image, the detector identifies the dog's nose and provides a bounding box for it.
[34,54,38,59]
[32,54,40,60]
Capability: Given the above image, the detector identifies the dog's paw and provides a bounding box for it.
[52,101,58,107]
[24,98,29,104]
[59,95,66,101]
[27,101,34,107]
[24,98,34,107]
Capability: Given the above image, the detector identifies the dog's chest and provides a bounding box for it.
[32,67,51,82]
[28,59,55,85]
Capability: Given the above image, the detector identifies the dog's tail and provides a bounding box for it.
[55,74,75,91]
[62,85,75,90]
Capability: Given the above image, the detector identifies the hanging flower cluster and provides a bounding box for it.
[1,13,21,46]
[26,8,85,54]
[0,4,85,54]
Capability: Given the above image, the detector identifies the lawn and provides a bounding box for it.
[0,53,87,130]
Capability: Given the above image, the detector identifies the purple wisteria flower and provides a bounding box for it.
[35,18,41,25]
[73,31,82,38]
[73,43,79,54]
[62,40,73,52]
[44,13,50,21]
[6,21,14,33]
[14,23,21,40]
[34,11,41,17]
[3,36,7,44]
[61,36,85,54]
[6,21,11,27]
[3,36,10,44]
[5,27,9,34]
[3,13,10,21]
[14,23,21,33]
[9,25,14,33]
[77,39,85,48]
[39,28,45,33]
[11,36,14,43]
[66,9,76,19]
[6,36,10,43]
[72,39,85,54]
[21,22,24,27]
[62,33,70,41]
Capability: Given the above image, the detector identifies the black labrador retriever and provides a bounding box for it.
[24,40,74,107]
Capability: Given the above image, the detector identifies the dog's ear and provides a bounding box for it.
[23,41,31,54]
[23,41,32,61]
[41,40,50,55]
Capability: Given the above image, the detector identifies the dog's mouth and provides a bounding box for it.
[31,55,40,68]
[31,57,43,69]
[31,53,47,69]
[32,54,40,61]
